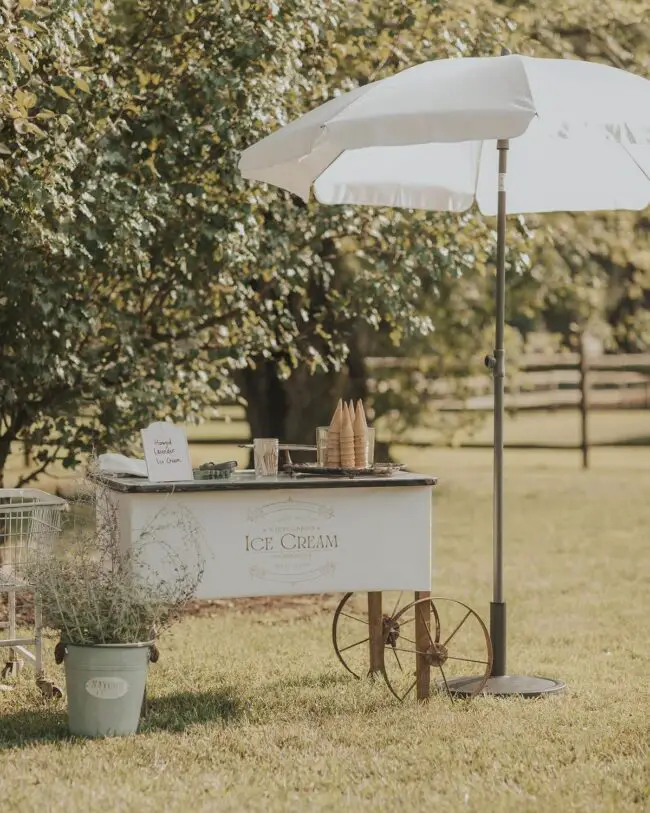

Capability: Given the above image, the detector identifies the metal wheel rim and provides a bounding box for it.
[382,597,493,702]
[332,592,438,681]
[331,592,364,679]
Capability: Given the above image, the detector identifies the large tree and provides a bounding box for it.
[2,0,647,485]
[0,0,277,483]
[0,0,518,481]
[0,0,363,481]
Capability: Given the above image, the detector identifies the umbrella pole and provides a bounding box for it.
[490,139,509,678]
[446,140,566,698]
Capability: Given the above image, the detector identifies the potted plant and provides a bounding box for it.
[25,475,204,738]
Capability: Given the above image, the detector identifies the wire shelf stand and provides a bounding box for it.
[0,488,67,696]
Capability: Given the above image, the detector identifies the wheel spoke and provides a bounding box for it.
[390,645,403,672]
[399,634,417,646]
[442,610,472,647]
[417,604,436,648]
[401,677,418,701]
[391,646,428,657]
[446,655,489,665]
[390,591,404,618]
[439,665,454,703]
[339,611,368,626]
[338,636,369,653]
[398,615,416,628]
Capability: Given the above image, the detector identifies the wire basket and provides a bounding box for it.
[0,489,67,589]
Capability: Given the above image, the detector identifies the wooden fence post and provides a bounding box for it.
[579,335,590,470]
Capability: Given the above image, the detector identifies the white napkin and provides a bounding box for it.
[97,453,148,478]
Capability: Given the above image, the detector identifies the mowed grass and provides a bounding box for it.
[1,447,649,812]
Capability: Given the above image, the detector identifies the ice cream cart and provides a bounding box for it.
[99,469,493,701]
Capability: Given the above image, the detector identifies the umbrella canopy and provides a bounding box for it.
[239,54,650,215]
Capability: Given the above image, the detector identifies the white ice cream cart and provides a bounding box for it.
[99,470,492,701]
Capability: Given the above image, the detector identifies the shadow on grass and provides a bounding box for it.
[141,688,243,733]
[0,704,69,749]
[0,688,244,748]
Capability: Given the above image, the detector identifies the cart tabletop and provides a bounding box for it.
[97,470,438,494]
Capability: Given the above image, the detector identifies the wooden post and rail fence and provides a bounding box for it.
[179,350,648,465]
[364,350,650,468]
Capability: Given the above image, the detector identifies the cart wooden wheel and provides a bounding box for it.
[332,591,438,681]
[381,597,493,702]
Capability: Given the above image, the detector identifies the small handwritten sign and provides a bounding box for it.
[141,422,194,482]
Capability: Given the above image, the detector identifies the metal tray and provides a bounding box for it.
[283,462,406,479]
[238,443,317,451]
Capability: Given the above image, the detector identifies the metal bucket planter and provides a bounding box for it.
[59,642,153,737]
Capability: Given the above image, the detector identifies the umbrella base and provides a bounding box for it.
[445,674,566,698]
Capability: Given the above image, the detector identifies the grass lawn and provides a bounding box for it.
[1,447,649,812]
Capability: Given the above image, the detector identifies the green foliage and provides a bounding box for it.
[0,0,517,477]
[1,0,647,478]
[0,0,340,479]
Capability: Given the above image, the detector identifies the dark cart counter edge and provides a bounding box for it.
[95,471,439,494]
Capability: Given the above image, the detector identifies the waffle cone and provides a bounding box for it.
[327,439,340,467]
[340,442,355,468]
[328,399,343,433]
[340,403,355,467]
[352,401,367,468]
[355,399,368,428]
[325,399,343,466]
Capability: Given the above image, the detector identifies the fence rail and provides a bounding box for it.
[366,351,650,467]
[365,352,650,412]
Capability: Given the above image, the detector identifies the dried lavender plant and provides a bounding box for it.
[25,471,205,646]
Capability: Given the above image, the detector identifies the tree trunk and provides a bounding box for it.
[237,364,346,466]
[0,437,11,489]
[0,439,9,567]
[236,328,373,466]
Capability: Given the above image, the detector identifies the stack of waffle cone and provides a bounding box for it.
[324,398,371,469]
[353,400,368,468]
[340,403,355,467]
[326,400,342,467]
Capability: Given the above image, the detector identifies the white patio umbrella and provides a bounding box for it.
[238,52,650,697]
